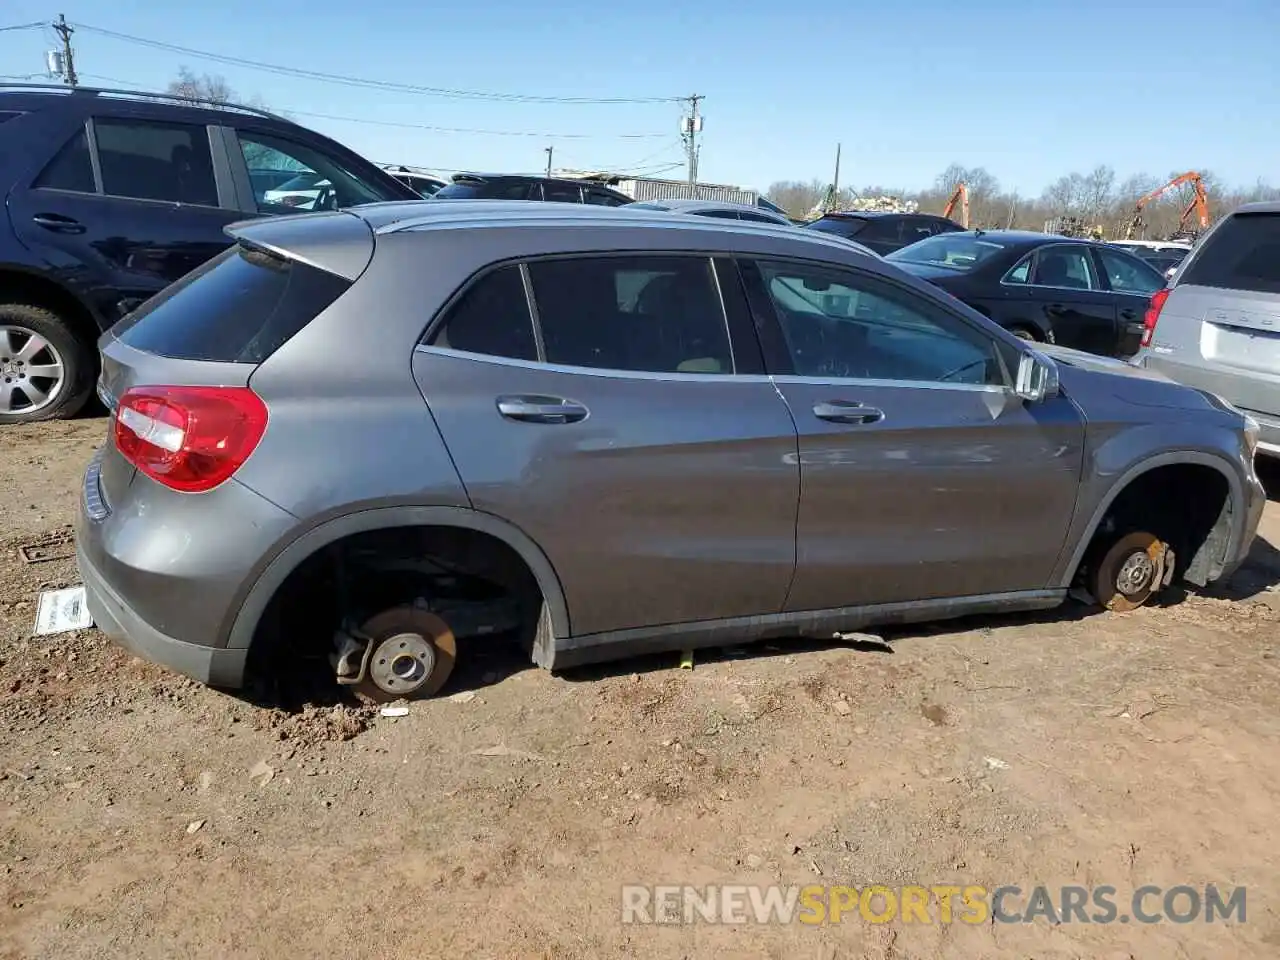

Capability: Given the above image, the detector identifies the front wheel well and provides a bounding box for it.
[246,524,546,700]
[1076,463,1233,590]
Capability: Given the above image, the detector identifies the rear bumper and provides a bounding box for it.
[78,542,248,687]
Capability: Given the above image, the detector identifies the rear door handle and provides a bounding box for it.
[496,395,588,424]
[1045,303,1068,317]
[32,213,85,234]
[1120,307,1137,320]
[813,400,884,425]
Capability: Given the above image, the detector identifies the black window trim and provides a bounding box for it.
[418,250,756,380]
[739,254,1016,390]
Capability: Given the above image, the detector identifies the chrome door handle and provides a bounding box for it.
[32,213,85,234]
[496,395,588,424]
[812,401,884,425]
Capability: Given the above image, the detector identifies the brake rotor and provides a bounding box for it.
[1092,531,1167,613]
[353,607,457,703]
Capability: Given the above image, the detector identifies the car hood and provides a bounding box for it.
[1040,344,1237,420]
[1037,344,1173,383]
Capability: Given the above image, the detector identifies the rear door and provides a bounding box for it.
[412,253,800,639]
[1093,245,1166,355]
[8,115,240,322]
[741,257,1083,611]
[1152,211,1280,425]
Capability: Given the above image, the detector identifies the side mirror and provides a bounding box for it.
[1015,350,1060,403]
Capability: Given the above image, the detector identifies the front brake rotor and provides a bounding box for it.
[351,607,457,704]
[1092,531,1168,613]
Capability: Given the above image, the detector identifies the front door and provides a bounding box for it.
[412,253,800,638]
[741,258,1085,612]
[9,116,239,324]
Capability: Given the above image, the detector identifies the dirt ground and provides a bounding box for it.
[1,416,1279,960]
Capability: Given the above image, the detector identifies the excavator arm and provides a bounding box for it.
[1121,171,1209,240]
[943,182,969,228]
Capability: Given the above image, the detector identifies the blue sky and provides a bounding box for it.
[3,0,1277,195]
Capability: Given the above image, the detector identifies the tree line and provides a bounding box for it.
[767,164,1280,239]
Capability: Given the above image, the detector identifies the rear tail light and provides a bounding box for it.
[1141,288,1170,348]
[113,386,267,493]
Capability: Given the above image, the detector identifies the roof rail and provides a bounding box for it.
[0,82,288,123]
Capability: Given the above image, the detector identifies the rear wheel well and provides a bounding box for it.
[246,524,545,701]
[1077,463,1233,590]
[0,269,102,350]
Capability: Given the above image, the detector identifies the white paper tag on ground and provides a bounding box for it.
[33,586,94,636]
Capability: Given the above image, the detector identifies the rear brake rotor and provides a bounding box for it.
[1092,531,1168,613]
[353,607,457,704]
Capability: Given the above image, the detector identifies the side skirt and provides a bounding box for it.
[535,589,1067,671]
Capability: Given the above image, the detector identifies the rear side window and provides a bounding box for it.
[528,256,733,374]
[114,244,349,363]
[807,217,868,239]
[427,265,537,361]
[95,118,217,206]
[34,129,95,193]
[1181,214,1280,294]
[541,182,583,203]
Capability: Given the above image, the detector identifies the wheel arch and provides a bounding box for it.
[224,505,571,651]
[1054,450,1245,588]
[0,263,105,342]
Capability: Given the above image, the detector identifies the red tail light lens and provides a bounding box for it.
[1141,288,1170,348]
[113,386,268,493]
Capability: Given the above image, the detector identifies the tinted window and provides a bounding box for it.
[435,180,532,200]
[585,189,627,207]
[1097,248,1164,295]
[34,128,95,193]
[541,182,583,203]
[94,119,217,206]
[1004,255,1032,284]
[1032,246,1096,290]
[807,217,868,239]
[903,218,936,244]
[427,265,536,361]
[238,131,393,213]
[115,245,349,363]
[758,261,1004,385]
[739,210,784,224]
[694,210,741,220]
[1181,214,1280,294]
[528,256,733,374]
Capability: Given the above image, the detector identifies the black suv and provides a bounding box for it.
[433,172,632,205]
[804,211,964,256]
[0,84,419,423]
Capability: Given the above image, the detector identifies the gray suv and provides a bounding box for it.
[1135,202,1280,459]
[76,202,1266,703]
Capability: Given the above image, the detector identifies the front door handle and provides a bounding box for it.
[496,395,588,424]
[813,400,884,425]
[32,213,85,234]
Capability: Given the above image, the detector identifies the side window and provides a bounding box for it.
[1004,254,1032,284]
[694,210,742,220]
[427,265,537,361]
[94,119,217,205]
[739,211,781,223]
[541,182,583,203]
[904,218,936,244]
[757,261,1005,386]
[34,128,96,193]
[237,131,393,213]
[500,182,536,200]
[859,219,903,245]
[527,256,733,374]
[1031,245,1097,290]
[1097,248,1163,295]
[585,190,626,207]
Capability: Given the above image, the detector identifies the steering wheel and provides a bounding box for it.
[939,357,989,384]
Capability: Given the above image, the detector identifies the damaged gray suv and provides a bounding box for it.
[77,201,1266,702]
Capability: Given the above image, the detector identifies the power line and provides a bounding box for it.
[75,76,668,141]
[0,21,45,33]
[72,22,683,105]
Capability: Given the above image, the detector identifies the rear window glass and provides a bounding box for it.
[113,244,349,363]
[435,181,532,200]
[1181,214,1280,294]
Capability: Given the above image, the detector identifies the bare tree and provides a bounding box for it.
[166,67,235,104]
[765,179,827,218]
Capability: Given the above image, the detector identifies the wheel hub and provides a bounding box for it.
[1116,551,1156,595]
[366,631,437,696]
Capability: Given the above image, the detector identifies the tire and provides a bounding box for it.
[1009,325,1039,342]
[0,303,94,424]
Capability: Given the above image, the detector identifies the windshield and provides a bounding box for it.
[887,233,1009,271]
[806,217,867,238]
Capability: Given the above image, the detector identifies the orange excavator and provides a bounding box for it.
[1120,171,1210,240]
[942,182,969,228]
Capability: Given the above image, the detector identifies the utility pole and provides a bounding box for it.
[51,14,77,87]
[544,145,553,178]
[681,94,702,198]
